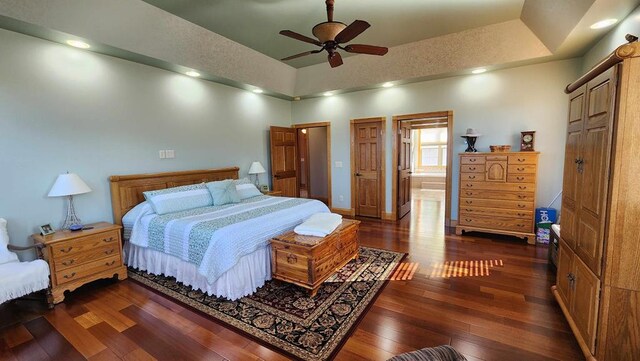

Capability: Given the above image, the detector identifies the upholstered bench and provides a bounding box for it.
[387,345,468,361]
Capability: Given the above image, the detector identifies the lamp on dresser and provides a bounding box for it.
[48,172,91,230]
[248,161,266,186]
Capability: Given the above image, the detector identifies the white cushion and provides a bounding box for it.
[0,259,50,304]
[235,183,263,200]
[0,218,19,265]
[552,224,561,237]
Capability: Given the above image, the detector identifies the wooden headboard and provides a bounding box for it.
[109,167,239,225]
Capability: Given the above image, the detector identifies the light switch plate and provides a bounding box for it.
[166,150,175,158]
[335,161,343,168]
[159,150,166,159]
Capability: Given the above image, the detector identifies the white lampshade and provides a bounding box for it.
[248,161,266,175]
[48,173,92,197]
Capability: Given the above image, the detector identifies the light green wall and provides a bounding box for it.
[0,29,291,252]
[292,59,581,220]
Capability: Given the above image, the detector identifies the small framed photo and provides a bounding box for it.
[39,224,55,236]
[260,185,269,192]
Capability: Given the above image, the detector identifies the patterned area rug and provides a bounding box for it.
[128,246,405,360]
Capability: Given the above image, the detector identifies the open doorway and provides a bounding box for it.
[392,111,453,227]
[293,122,331,207]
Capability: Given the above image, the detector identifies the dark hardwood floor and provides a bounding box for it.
[0,190,583,360]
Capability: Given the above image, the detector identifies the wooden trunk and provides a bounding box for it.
[455,152,539,244]
[270,219,360,296]
[553,42,640,360]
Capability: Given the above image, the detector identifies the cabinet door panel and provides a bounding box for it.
[572,256,601,354]
[485,160,507,182]
[556,240,574,307]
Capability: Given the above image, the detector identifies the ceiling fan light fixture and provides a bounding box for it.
[312,21,347,43]
[472,68,487,74]
[590,19,618,29]
[382,82,394,88]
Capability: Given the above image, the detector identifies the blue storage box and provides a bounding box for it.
[535,208,557,224]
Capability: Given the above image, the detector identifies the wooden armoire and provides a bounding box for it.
[552,38,640,360]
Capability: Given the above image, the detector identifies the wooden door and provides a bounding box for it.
[561,85,585,250]
[572,256,601,353]
[575,68,616,276]
[485,157,507,182]
[556,240,574,308]
[354,122,382,218]
[397,122,412,218]
[270,126,298,197]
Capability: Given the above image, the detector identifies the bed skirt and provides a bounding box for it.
[124,243,272,301]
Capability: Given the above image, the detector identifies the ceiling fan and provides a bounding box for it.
[279,0,388,68]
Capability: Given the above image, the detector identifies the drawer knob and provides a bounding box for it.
[60,246,73,254]
[63,272,76,279]
[516,176,524,181]
[287,254,297,264]
[105,260,116,266]
[103,237,115,243]
[61,259,75,266]
[517,167,525,171]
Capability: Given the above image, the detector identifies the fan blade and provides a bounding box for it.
[328,52,343,68]
[279,30,322,46]
[281,49,323,61]
[344,44,388,56]
[335,20,370,44]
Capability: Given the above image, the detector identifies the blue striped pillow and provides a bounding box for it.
[143,183,213,215]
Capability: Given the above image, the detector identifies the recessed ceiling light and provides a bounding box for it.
[472,68,487,74]
[185,71,201,77]
[293,96,301,101]
[590,19,618,29]
[382,82,394,88]
[252,88,264,94]
[323,92,333,97]
[66,40,90,49]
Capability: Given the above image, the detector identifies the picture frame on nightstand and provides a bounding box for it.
[39,223,55,236]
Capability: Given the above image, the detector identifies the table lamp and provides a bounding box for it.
[48,173,92,230]
[248,161,266,186]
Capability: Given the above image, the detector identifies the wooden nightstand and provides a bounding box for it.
[263,190,282,196]
[32,222,127,304]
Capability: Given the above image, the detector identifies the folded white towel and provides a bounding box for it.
[294,213,343,237]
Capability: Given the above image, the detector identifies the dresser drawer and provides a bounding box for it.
[55,254,122,285]
[461,164,485,173]
[54,244,120,271]
[460,207,532,219]
[460,189,534,201]
[273,248,310,283]
[460,182,535,192]
[461,173,486,182]
[461,156,485,164]
[460,198,534,210]
[507,164,536,174]
[50,230,120,259]
[458,215,533,233]
[507,174,536,183]
[508,154,538,165]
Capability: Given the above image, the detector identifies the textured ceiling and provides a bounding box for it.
[142,0,526,68]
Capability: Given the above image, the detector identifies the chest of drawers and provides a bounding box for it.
[33,222,127,304]
[455,152,539,244]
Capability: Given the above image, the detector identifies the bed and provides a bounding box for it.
[109,167,330,300]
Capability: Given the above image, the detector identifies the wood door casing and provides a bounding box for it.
[354,122,382,218]
[270,126,298,197]
[575,69,615,276]
[397,122,412,218]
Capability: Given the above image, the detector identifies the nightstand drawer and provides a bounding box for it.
[50,230,120,258]
[55,254,122,285]
[54,244,120,271]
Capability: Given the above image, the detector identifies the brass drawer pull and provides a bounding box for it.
[105,260,116,266]
[103,237,115,243]
[518,204,526,208]
[518,195,526,199]
[517,213,526,217]
[466,184,473,187]
[465,200,472,204]
[519,186,527,190]
[465,209,472,212]
[517,224,525,228]
[517,167,525,171]
[63,272,76,279]
[465,192,473,196]
[469,167,476,171]
[105,249,115,255]
[60,247,73,253]
[517,158,526,162]
[287,254,297,264]
[61,259,75,266]
[469,159,477,162]
[465,218,473,222]
[468,175,476,179]
[516,176,525,181]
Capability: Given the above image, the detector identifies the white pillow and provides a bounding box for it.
[236,183,263,200]
[0,218,19,265]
